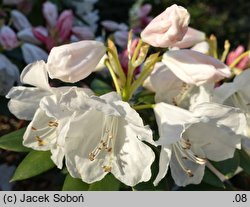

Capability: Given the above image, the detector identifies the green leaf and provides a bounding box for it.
[62,174,89,191]
[0,128,31,152]
[11,150,55,182]
[211,150,240,178]
[88,174,120,191]
[202,167,225,188]
[90,79,113,95]
[239,149,250,174]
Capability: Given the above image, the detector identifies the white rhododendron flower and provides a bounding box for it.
[62,91,155,186]
[162,50,231,86]
[153,102,246,186]
[23,87,92,168]
[47,40,106,83]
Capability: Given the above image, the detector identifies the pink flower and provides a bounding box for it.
[141,4,190,48]
[43,1,58,28]
[0,26,18,50]
[226,45,249,70]
[56,10,73,42]
[162,50,231,86]
[33,26,55,51]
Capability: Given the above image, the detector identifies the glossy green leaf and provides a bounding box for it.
[88,174,120,191]
[0,128,31,152]
[211,150,240,178]
[202,167,225,188]
[91,79,113,95]
[239,149,250,174]
[62,174,89,191]
[11,151,55,182]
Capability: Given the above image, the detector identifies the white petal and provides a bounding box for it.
[111,119,155,186]
[20,60,50,90]
[153,145,172,186]
[6,86,50,120]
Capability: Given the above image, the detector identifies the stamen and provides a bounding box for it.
[35,136,44,146]
[48,121,58,127]
[103,165,112,172]
[31,127,37,131]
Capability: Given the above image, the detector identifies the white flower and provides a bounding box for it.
[21,43,48,64]
[0,54,20,95]
[63,91,155,186]
[22,87,92,168]
[47,40,106,83]
[153,102,246,186]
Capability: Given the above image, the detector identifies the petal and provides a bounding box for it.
[111,119,155,186]
[20,60,50,90]
[6,86,50,120]
[154,103,198,145]
[170,148,205,186]
[153,145,172,186]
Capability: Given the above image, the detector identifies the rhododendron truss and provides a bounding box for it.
[1,3,250,191]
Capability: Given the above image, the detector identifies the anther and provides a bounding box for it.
[103,165,112,172]
[35,136,44,146]
[48,121,58,127]
[187,170,194,177]
[31,127,37,131]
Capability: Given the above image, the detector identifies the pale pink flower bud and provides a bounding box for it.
[162,49,231,86]
[138,4,152,18]
[47,40,106,83]
[21,43,48,64]
[71,26,94,40]
[43,1,58,28]
[11,10,32,31]
[171,27,206,49]
[226,45,249,70]
[17,28,41,45]
[56,10,73,41]
[141,4,190,48]
[0,26,18,50]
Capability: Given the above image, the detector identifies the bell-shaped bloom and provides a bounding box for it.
[56,10,73,42]
[101,20,128,32]
[226,45,249,70]
[0,54,20,95]
[11,10,32,31]
[17,28,41,45]
[21,43,48,64]
[71,26,94,40]
[61,91,155,186]
[141,4,190,48]
[162,49,231,86]
[47,40,106,83]
[153,102,246,186]
[171,27,206,49]
[43,1,58,28]
[22,87,92,169]
[0,25,19,50]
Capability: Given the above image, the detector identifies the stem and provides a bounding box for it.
[105,59,121,95]
[107,48,126,85]
[229,50,250,68]
[133,104,155,110]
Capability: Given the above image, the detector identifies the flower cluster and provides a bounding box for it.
[2,2,250,190]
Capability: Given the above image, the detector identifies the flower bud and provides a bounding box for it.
[0,26,18,50]
[114,30,128,48]
[21,43,48,64]
[43,1,58,28]
[71,26,94,40]
[0,54,20,95]
[11,10,32,31]
[226,45,249,70]
[17,28,41,45]
[47,40,106,83]
[141,4,190,48]
[101,20,128,31]
[56,10,73,41]
[162,49,231,85]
